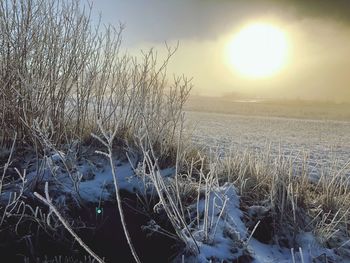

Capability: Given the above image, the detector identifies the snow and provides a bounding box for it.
[248,239,292,263]
[186,111,350,178]
[185,183,342,262]
[192,184,247,262]
[78,161,144,202]
[1,148,347,262]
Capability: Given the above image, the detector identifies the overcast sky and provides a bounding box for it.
[90,0,350,102]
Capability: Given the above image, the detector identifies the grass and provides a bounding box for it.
[215,148,350,246]
[129,128,350,260]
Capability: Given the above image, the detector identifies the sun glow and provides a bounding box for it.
[227,23,289,78]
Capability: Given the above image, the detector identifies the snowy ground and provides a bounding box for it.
[74,111,349,262]
[2,109,350,262]
[183,110,350,262]
[186,111,350,176]
[84,166,345,262]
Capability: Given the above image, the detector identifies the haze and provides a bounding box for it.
[91,0,350,102]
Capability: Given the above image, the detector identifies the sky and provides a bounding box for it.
[89,0,350,102]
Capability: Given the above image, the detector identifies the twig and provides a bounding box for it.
[34,182,104,263]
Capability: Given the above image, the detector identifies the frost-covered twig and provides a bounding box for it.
[92,120,141,263]
[0,133,27,228]
[34,182,104,263]
[28,120,83,204]
[0,132,17,194]
[138,118,200,254]
[246,220,260,245]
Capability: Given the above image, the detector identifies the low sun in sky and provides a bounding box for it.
[227,23,289,78]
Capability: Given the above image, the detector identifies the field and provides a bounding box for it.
[186,106,350,176]
[186,96,350,121]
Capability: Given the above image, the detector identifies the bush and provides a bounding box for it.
[0,0,190,156]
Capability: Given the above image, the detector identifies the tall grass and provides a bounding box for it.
[206,148,350,249]
[136,138,350,259]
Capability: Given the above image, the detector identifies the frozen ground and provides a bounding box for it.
[181,110,350,262]
[2,107,350,262]
[186,111,350,176]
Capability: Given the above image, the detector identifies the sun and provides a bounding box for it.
[227,23,289,78]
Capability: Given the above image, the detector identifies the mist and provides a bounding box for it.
[91,0,350,102]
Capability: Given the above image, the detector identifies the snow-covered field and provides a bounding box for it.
[182,110,350,262]
[186,111,350,175]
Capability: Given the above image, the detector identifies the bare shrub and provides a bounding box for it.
[0,0,191,156]
[0,0,192,261]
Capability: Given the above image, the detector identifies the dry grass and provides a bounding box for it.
[213,148,350,248]
[141,140,350,258]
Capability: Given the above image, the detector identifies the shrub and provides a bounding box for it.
[0,0,191,156]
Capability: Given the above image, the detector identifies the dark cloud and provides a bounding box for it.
[90,0,350,45]
[283,0,350,24]
[87,0,350,102]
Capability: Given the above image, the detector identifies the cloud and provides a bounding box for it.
[91,0,350,45]
[284,0,350,24]
[89,0,350,102]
